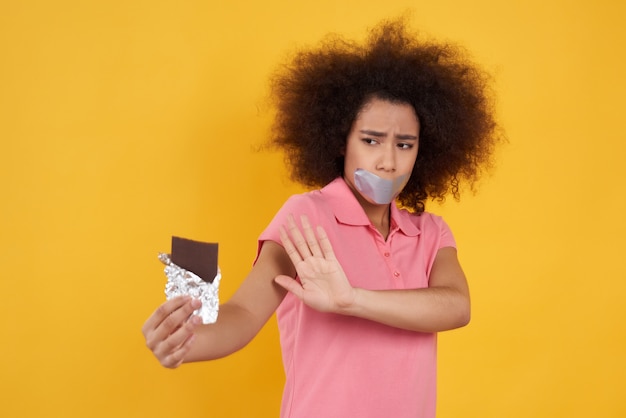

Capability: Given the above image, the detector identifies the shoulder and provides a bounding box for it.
[279,179,349,216]
[419,211,450,230]
[280,188,327,213]
[264,187,332,229]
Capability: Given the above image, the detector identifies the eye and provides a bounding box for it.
[397,142,414,150]
[362,138,379,145]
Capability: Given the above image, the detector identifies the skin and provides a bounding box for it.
[341,99,419,238]
[142,98,470,369]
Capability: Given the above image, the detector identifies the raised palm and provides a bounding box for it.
[274,214,356,313]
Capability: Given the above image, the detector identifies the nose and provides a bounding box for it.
[376,145,396,172]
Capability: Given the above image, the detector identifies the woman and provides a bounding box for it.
[143,18,501,418]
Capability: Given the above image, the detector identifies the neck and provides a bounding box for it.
[368,205,391,239]
[346,180,392,239]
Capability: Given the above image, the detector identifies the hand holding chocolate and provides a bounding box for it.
[158,237,221,324]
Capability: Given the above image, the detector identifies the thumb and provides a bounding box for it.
[274,275,303,297]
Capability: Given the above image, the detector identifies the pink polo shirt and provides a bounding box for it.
[257,177,456,418]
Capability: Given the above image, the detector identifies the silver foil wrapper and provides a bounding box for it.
[158,253,221,324]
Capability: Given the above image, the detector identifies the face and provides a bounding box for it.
[343,97,420,205]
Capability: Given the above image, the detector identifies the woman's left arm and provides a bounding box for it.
[274,215,470,333]
[344,246,470,332]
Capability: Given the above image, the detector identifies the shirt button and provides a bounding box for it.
[393,271,400,277]
[383,252,390,257]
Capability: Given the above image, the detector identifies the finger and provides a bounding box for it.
[280,224,303,266]
[274,275,304,300]
[156,315,201,364]
[300,215,323,258]
[316,225,337,262]
[286,214,313,259]
[162,333,197,369]
[159,298,201,334]
[142,295,191,337]
[145,298,201,349]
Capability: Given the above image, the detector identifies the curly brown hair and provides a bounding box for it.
[267,17,503,213]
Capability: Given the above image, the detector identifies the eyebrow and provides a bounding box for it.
[359,129,418,140]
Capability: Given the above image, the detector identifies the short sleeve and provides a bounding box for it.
[254,194,319,263]
[437,216,456,249]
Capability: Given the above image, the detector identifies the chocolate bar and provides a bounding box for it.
[170,236,219,283]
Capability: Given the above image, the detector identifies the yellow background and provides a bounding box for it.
[1,0,625,417]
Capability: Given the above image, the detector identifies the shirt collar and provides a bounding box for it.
[321,177,420,237]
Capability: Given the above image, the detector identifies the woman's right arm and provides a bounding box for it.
[142,241,294,368]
